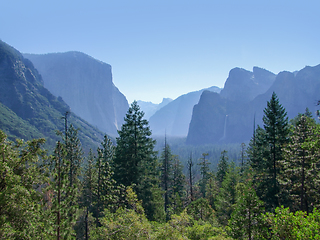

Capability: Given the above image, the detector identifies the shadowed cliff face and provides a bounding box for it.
[0,40,104,149]
[187,65,320,145]
[24,52,129,136]
[149,86,221,137]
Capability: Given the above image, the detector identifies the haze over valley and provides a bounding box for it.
[1,40,320,148]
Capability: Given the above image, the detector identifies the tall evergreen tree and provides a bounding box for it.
[171,155,186,215]
[50,141,78,239]
[248,92,289,211]
[216,150,229,188]
[187,152,195,202]
[94,135,117,225]
[113,101,160,221]
[50,116,84,239]
[215,161,239,225]
[239,143,247,175]
[228,182,266,239]
[160,136,173,220]
[79,149,96,239]
[198,152,210,197]
[65,124,83,188]
[0,131,50,239]
[280,114,320,212]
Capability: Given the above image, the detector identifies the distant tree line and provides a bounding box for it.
[1,94,320,239]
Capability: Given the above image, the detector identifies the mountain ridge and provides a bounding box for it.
[0,40,105,150]
[187,64,320,145]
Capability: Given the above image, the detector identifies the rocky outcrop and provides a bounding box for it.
[220,67,276,102]
[187,65,320,145]
[24,52,129,136]
[149,86,221,137]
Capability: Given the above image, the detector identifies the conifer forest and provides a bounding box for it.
[2,93,320,239]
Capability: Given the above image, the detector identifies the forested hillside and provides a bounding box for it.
[2,96,320,239]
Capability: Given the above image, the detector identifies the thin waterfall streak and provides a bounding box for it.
[219,115,228,141]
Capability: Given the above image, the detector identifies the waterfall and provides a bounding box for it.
[219,115,228,141]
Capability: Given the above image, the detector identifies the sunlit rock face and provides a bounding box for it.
[24,52,129,136]
[220,67,276,103]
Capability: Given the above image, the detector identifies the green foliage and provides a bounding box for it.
[227,182,267,239]
[186,198,215,223]
[48,141,78,239]
[215,162,239,225]
[216,150,229,187]
[160,140,173,220]
[198,152,210,197]
[186,221,231,240]
[205,175,219,210]
[65,124,83,187]
[153,209,230,240]
[113,101,161,221]
[96,208,152,239]
[280,114,320,212]
[0,130,51,239]
[0,102,45,141]
[93,135,118,224]
[264,206,320,239]
[113,101,157,187]
[248,92,289,212]
[159,141,186,220]
[170,156,186,215]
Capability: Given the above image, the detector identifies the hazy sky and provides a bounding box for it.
[1,1,320,103]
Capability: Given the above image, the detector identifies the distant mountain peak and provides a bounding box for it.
[220,66,276,102]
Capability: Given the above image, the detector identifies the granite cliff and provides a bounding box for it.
[187,65,320,145]
[24,52,129,136]
[149,86,221,137]
[0,40,104,149]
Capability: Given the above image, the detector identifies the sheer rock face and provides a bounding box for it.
[149,86,221,137]
[220,67,276,103]
[187,65,320,145]
[0,40,104,148]
[24,52,129,136]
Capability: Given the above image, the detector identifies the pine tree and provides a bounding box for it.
[78,149,96,239]
[205,174,219,210]
[198,153,210,197]
[280,114,320,212]
[50,141,78,239]
[160,137,173,220]
[239,143,247,175]
[0,131,50,239]
[248,92,289,211]
[93,135,117,225]
[171,155,186,215]
[113,101,160,221]
[215,161,239,225]
[216,150,229,188]
[187,152,195,202]
[65,124,83,188]
[228,183,267,239]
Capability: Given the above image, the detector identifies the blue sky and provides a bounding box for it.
[1,0,320,103]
